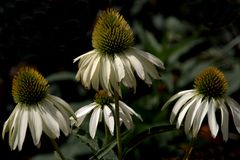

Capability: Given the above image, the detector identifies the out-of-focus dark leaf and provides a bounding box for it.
[46,71,76,82]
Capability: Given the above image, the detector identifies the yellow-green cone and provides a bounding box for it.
[12,67,49,105]
[92,8,134,55]
[194,67,228,99]
[94,90,114,105]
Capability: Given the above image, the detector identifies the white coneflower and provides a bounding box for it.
[2,67,76,151]
[74,8,164,96]
[72,90,142,139]
[162,67,240,141]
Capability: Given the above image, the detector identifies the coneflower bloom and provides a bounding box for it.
[161,67,240,141]
[2,67,76,150]
[74,8,164,96]
[71,90,142,139]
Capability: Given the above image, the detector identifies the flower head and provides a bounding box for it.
[74,8,164,96]
[162,67,240,141]
[71,90,142,139]
[92,8,134,55]
[193,67,228,98]
[2,67,76,150]
[12,67,49,105]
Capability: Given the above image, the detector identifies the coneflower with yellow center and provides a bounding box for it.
[74,8,164,96]
[162,67,240,141]
[2,67,76,151]
[71,90,142,139]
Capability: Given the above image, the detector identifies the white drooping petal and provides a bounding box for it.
[119,101,142,121]
[125,52,145,80]
[131,48,161,81]
[91,61,100,91]
[73,50,95,63]
[28,106,42,145]
[77,51,96,70]
[109,63,121,96]
[161,89,195,111]
[99,58,107,91]
[109,103,132,130]
[184,96,202,133]
[192,99,208,137]
[45,94,73,120]
[74,50,115,95]
[89,54,101,80]
[9,116,19,150]
[101,56,111,91]
[75,102,97,118]
[8,105,21,150]
[208,99,219,138]
[48,95,75,118]
[103,105,114,135]
[226,97,240,133]
[140,57,160,80]
[2,105,19,139]
[170,91,196,124]
[120,54,137,91]
[2,119,10,140]
[114,55,125,82]
[2,91,77,151]
[17,107,29,151]
[132,55,154,85]
[131,47,165,69]
[176,97,196,129]
[75,51,96,81]
[119,108,133,130]
[38,104,60,139]
[218,99,229,141]
[82,53,97,88]
[74,102,97,127]
[75,115,87,127]
[89,107,101,139]
[44,100,70,136]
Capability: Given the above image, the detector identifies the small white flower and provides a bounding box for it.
[2,67,76,151]
[162,67,240,141]
[72,90,142,139]
[74,8,164,96]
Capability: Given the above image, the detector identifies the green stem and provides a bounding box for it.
[89,124,176,160]
[103,122,111,147]
[114,90,122,160]
[50,138,66,160]
[183,137,194,160]
[122,125,176,158]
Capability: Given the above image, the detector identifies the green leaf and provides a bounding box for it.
[32,135,91,160]
[89,131,129,160]
[89,124,176,159]
[75,133,100,152]
[46,71,76,82]
[89,140,117,160]
[122,124,176,158]
[53,151,63,160]
[133,21,162,55]
[164,37,204,63]
[225,62,240,95]
[133,19,203,63]
[176,58,214,88]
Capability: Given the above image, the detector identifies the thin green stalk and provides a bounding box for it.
[114,90,122,160]
[122,125,176,158]
[103,122,111,147]
[183,137,195,160]
[50,138,66,160]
